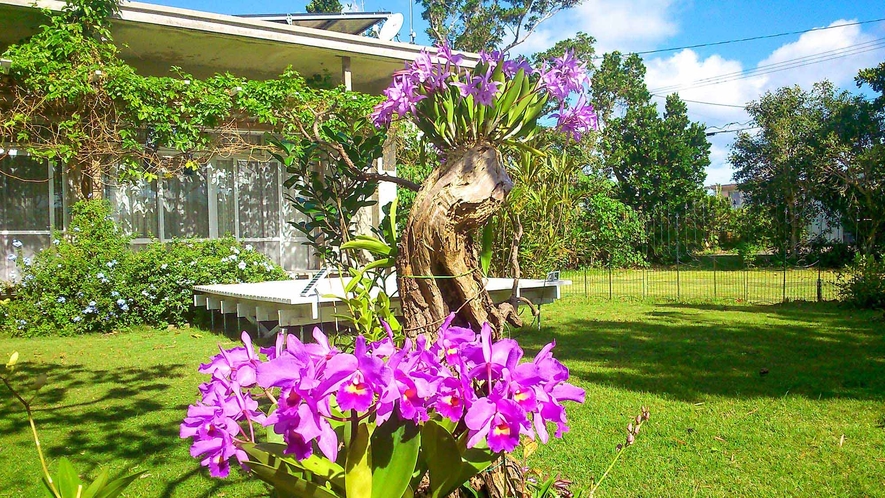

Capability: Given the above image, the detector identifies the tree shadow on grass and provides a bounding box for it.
[514,302,885,403]
[0,360,238,495]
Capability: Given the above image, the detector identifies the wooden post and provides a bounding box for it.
[341,56,352,91]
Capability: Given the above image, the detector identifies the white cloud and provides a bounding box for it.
[516,0,679,56]
[642,19,885,185]
[757,20,884,90]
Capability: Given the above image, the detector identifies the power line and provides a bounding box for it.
[649,37,885,94]
[630,17,885,57]
[652,94,746,108]
[705,126,760,137]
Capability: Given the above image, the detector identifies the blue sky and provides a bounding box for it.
[149,0,885,184]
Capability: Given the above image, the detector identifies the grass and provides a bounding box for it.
[0,327,268,498]
[514,298,885,497]
[1,299,883,497]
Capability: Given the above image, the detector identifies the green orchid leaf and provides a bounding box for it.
[55,458,82,498]
[246,461,342,498]
[242,442,345,492]
[81,469,109,498]
[92,471,146,498]
[370,416,421,498]
[345,423,372,498]
[480,222,494,277]
[420,420,463,498]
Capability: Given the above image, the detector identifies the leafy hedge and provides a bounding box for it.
[2,201,289,337]
[838,254,885,309]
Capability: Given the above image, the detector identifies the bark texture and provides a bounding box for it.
[397,143,522,338]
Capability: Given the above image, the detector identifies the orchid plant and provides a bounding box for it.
[181,318,584,497]
[371,44,598,150]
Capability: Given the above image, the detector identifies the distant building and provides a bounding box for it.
[706,183,744,208]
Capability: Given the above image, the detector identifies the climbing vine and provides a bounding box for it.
[0,0,379,198]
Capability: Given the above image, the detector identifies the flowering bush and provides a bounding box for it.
[371,43,597,148]
[3,200,288,337]
[181,318,584,497]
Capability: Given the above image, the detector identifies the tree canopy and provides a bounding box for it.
[419,0,583,52]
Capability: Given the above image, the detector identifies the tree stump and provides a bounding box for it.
[397,143,522,338]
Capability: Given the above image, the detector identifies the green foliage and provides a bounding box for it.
[574,187,646,268]
[3,201,287,337]
[838,254,885,309]
[413,63,548,150]
[731,82,838,257]
[601,93,709,216]
[419,0,581,51]
[274,120,386,269]
[1,0,377,194]
[337,200,403,342]
[305,0,343,13]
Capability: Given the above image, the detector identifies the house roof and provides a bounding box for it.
[236,11,392,36]
[0,0,477,94]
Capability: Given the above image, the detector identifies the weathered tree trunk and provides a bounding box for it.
[397,143,522,338]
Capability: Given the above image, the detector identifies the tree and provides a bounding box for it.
[305,0,343,13]
[601,93,709,216]
[730,83,836,257]
[419,0,583,52]
[815,66,885,253]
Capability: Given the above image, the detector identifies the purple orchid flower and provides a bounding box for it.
[540,50,590,101]
[465,396,529,453]
[552,95,598,141]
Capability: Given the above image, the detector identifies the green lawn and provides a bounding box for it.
[514,298,885,497]
[1,299,884,497]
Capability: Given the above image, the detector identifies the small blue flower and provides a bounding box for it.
[12,239,22,248]
[73,227,81,232]
[238,261,247,270]
[6,254,16,261]
[160,263,168,270]
[111,291,120,297]
[116,298,126,307]
[57,296,66,304]
[96,272,105,279]
[53,239,60,246]
[23,257,32,266]
[245,244,253,251]
[72,315,82,323]
[120,304,129,311]
[106,260,117,268]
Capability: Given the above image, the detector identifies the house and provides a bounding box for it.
[0,0,468,281]
[706,183,847,244]
[706,183,744,208]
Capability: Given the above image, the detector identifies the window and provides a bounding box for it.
[237,160,279,238]
[0,155,51,231]
[105,176,159,238]
[163,168,209,238]
[211,160,236,237]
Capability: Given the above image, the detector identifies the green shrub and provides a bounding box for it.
[4,200,289,337]
[838,254,885,309]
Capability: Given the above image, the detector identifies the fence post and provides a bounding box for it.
[675,213,681,300]
[608,265,613,300]
[816,266,822,302]
[713,255,717,299]
[744,269,749,302]
[782,251,787,303]
[642,267,647,300]
[583,268,588,299]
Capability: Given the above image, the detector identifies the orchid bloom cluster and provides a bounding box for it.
[181,316,584,478]
[370,42,598,142]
